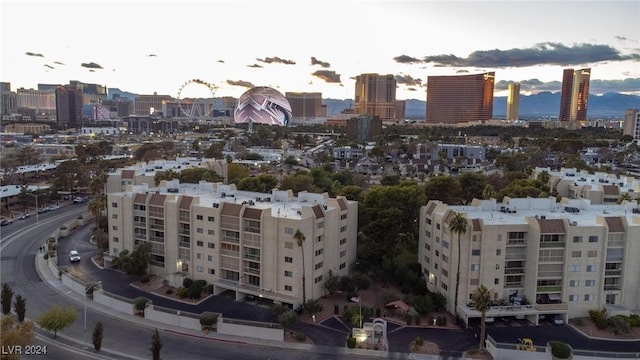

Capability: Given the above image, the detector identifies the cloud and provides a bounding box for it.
[246,64,263,68]
[226,80,255,88]
[421,43,640,68]
[393,54,421,64]
[406,87,418,92]
[81,62,103,69]
[311,57,331,68]
[257,56,296,65]
[147,54,157,57]
[25,52,44,57]
[494,78,640,94]
[44,64,55,69]
[217,60,225,63]
[495,79,561,92]
[455,69,469,73]
[311,70,341,83]
[394,74,422,87]
[54,61,65,65]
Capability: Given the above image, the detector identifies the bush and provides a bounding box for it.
[405,314,412,325]
[346,335,356,348]
[44,253,49,260]
[414,336,424,346]
[294,332,306,341]
[589,308,608,329]
[414,314,421,325]
[165,289,173,295]
[177,287,188,298]
[183,278,194,288]
[629,314,640,327]
[194,279,207,288]
[304,299,323,315]
[199,312,219,329]
[548,341,572,359]
[134,297,148,311]
[574,318,584,326]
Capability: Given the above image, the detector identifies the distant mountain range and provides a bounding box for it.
[109,88,640,120]
[323,92,640,120]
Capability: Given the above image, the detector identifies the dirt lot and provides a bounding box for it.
[569,317,640,340]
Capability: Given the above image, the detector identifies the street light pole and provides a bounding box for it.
[84,281,102,349]
[28,192,40,224]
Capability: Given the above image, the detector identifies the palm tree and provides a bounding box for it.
[472,285,492,350]
[448,212,468,320]
[293,229,306,307]
[482,184,496,200]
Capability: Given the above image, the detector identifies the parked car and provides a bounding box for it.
[553,316,565,325]
[69,250,81,262]
[72,197,86,204]
[38,207,49,214]
[47,205,60,211]
[18,213,29,220]
[1,219,13,226]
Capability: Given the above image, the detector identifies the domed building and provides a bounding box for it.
[233,86,292,127]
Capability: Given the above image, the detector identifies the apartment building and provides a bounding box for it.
[534,167,640,204]
[419,197,640,325]
[107,180,358,308]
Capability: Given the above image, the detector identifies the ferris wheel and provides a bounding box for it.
[176,79,217,117]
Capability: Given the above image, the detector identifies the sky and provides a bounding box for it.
[1,0,639,100]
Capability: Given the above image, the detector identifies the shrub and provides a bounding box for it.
[304,299,323,315]
[589,308,608,329]
[183,278,194,288]
[134,297,148,311]
[414,314,421,325]
[414,336,424,346]
[177,287,188,298]
[194,279,207,288]
[375,308,381,317]
[294,332,306,341]
[548,341,572,359]
[629,314,640,327]
[165,289,173,295]
[199,312,219,329]
[405,314,412,325]
[346,335,356,348]
[574,318,584,326]
[44,253,49,260]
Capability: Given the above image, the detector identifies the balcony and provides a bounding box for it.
[244,254,261,262]
[504,282,524,289]
[133,221,147,227]
[504,267,525,275]
[534,303,568,312]
[507,239,527,246]
[536,285,561,292]
[605,269,622,276]
[539,241,565,248]
[604,284,622,291]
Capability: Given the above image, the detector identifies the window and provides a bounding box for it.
[207,216,215,222]
[339,263,346,269]
[588,236,598,243]
[196,215,203,220]
[426,256,430,264]
[442,269,448,277]
[584,294,594,301]
[207,255,213,262]
[111,202,118,208]
[587,250,597,257]
[208,229,215,235]
[572,251,581,258]
[113,248,118,254]
[569,294,578,302]
[435,250,440,257]
[586,265,596,272]
[472,249,481,256]
[426,230,431,238]
[284,285,292,291]
[496,249,501,256]
[197,228,203,234]
[436,223,441,230]
[425,243,431,250]
[113,237,119,243]
[315,262,323,270]
[197,253,202,260]
[495,264,500,270]
[442,255,448,263]
[197,240,204,247]
[314,275,323,283]
[285,256,293,263]
[340,250,346,258]
[573,236,583,243]
[208,268,215,275]
[317,236,322,242]
[435,236,440,243]
[426,218,431,225]
[569,265,580,272]
[196,266,203,272]
[285,242,293,249]
[472,235,477,242]
[434,263,438,269]
[441,282,447,290]
[340,238,347,245]
[112,213,118,219]
[112,225,118,231]
[315,248,323,256]
[207,242,215,249]
[317,222,324,228]
[470,264,480,271]
[341,214,347,220]
[284,271,293,277]
[494,278,499,285]
[340,226,347,232]
[585,280,595,287]
[443,241,449,249]
[569,280,579,287]
[284,227,293,234]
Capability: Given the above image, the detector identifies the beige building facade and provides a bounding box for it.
[419,197,640,324]
[107,180,358,308]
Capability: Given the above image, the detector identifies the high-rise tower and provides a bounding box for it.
[506,83,520,120]
[559,68,591,121]
[354,74,397,120]
[55,85,83,129]
[426,72,494,124]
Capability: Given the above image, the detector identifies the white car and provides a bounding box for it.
[69,250,81,262]
[553,316,565,325]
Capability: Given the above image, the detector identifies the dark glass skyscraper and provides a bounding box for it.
[55,85,83,129]
[426,72,495,124]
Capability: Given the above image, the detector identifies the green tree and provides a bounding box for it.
[179,168,223,184]
[154,169,180,186]
[127,242,152,275]
[294,229,307,306]
[1,283,14,315]
[482,184,496,200]
[1,316,35,360]
[424,175,461,204]
[472,285,492,350]
[150,328,162,360]
[52,159,88,195]
[226,163,249,184]
[458,172,487,203]
[278,309,297,331]
[449,212,468,320]
[37,304,77,338]
[13,294,26,322]
[92,321,104,352]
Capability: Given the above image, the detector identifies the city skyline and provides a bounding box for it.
[1,0,639,100]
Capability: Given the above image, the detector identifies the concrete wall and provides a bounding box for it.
[144,306,201,331]
[93,290,135,315]
[218,319,283,341]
